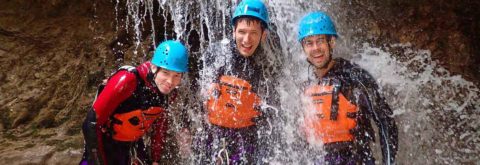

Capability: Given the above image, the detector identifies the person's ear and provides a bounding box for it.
[150,64,157,73]
[329,36,336,49]
[232,26,237,38]
[261,30,268,42]
[301,42,307,53]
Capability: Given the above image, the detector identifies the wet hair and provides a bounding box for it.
[233,16,267,31]
[301,35,335,47]
[301,35,336,56]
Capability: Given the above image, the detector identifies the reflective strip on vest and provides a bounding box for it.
[111,107,164,141]
[303,85,358,144]
[206,75,261,128]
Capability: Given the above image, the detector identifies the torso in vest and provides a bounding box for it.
[303,59,362,144]
[109,67,169,141]
[206,50,264,129]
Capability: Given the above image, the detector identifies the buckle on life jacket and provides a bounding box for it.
[206,75,262,128]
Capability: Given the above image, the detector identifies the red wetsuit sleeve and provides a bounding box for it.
[151,112,169,162]
[93,70,137,125]
[92,70,138,164]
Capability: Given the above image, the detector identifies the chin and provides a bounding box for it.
[159,88,172,95]
[240,52,253,57]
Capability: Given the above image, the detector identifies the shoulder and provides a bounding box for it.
[334,58,372,77]
[109,69,138,86]
[102,69,138,96]
[135,62,151,80]
[330,58,379,89]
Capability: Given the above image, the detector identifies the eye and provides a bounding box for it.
[161,70,170,75]
[175,73,182,78]
[304,41,313,47]
[317,37,328,44]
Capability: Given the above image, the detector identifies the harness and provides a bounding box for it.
[206,75,262,128]
[303,79,358,144]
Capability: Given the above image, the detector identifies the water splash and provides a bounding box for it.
[116,0,480,164]
[353,43,480,164]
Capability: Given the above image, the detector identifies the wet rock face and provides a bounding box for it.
[338,0,480,82]
[0,0,478,163]
[0,0,116,163]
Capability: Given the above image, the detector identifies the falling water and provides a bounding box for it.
[353,43,480,164]
[116,0,479,164]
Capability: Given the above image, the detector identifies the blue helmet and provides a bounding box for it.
[231,0,269,28]
[151,40,189,73]
[298,11,337,42]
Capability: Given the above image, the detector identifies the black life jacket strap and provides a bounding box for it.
[330,79,341,120]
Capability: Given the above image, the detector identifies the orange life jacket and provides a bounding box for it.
[205,75,262,128]
[303,85,358,144]
[110,107,164,141]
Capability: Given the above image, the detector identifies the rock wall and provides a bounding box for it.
[0,0,117,163]
[338,0,479,82]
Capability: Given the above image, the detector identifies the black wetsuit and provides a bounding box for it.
[303,58,398,165]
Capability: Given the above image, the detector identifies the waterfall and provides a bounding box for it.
[118,0,480,164]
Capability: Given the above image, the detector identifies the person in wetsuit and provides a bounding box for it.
[197,0,278,164]
[79,40,189,165]
[297,12,398,165]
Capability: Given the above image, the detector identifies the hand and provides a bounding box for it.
[152,162,159,165]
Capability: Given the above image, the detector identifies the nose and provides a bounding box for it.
[312,41,321,50]
[243,33,251,43]
[165,76,174,86]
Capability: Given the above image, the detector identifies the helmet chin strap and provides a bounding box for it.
[148,66,162,93]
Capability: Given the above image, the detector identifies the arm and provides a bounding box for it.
[84,70,137,164]
[356,70,398,164]
[93,70,138,125]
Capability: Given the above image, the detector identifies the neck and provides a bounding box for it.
[314,59,335,79]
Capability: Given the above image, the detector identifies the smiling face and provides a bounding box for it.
[233,18,267,57]
[302,34,335,69]
[151,65,183,94]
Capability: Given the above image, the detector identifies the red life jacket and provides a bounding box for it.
[303,84,358,144]
[110,107,165,141]
[206,75,262,128]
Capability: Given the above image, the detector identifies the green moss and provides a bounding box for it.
[18,126,39,138]
[45,139,63,146]
[34,132,56,139]
[55,139,83,151]
[0,141,12,148]
[24,143,35,148]
[65,125,81,136]
[3,132,16,140]
[15,142,35,150]
[0,107,12,130]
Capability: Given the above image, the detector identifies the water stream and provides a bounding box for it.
[115,0,479,164]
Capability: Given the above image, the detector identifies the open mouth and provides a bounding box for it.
[312,54,325,62]
[241,44,253,52]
